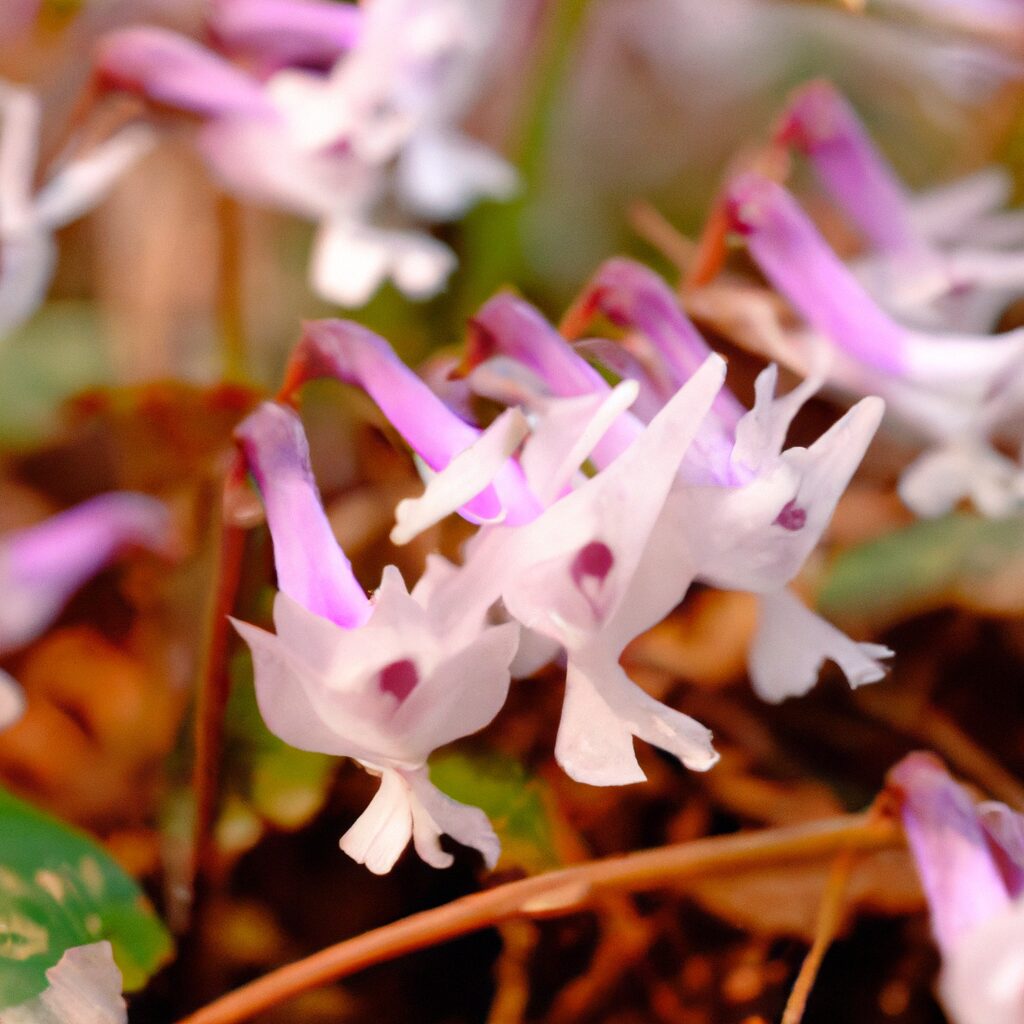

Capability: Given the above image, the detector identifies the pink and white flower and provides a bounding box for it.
[232,401,519,874]
[96,0,516,307]
[724,170,1024,518]
[888,752,1024,1024]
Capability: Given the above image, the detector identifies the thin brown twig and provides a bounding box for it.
[190,456,249,893]
[177,811,902,1024]
[780,847,857,1024]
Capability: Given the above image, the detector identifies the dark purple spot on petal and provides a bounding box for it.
[378,659,418,703]
[571,541,614,588]
[774,500,807,531]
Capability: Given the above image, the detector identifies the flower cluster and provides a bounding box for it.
[94,0,517,307]
[232,264,886,873]
[710,79,1024,519]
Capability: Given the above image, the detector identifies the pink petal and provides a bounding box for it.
[776,79,924,259]
[289,320,540,525]
[0,493,172,655]
[210,0,361,72]
[889,752,1012,954]
[96,27,272,118]
[235,402,371,628]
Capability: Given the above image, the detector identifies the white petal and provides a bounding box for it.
[0,231,56,338]
[940,897,1024,1024]
[2,941,127,1024]
[899,441,1024,519]
[0,668,25,731]
[748,589,892,703]
[520,381,640,505]
[34,126,156,229]
[909,167,1011,243]
[555,658,646,786]
[398,130,518,221]
[389,232,456,299]
[0,82,41,234]
[407,768,500,869]
[339,768,413,875]
[310,219,392,307]
[230,617,365,758]
[391,408,529,545]
[730,362,822,477]
[557,653,718,786]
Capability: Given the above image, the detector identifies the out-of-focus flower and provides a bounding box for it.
[725,171,1024,518]
[232,401,519,874]
[472,261,888,701]
[96,0,517,307]
[776,79,1024,333]
[0,81,154,339]
[888,752,1024,1024]
[0,492,172,730]
[1,941,127,1024]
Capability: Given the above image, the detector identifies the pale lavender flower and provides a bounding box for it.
[96,0,516,307]
[0,492,173,730]
[470,264,888,702]
[232,401,519,874]
[725,170,1024,518]
[0,81,154,339]
[777,79,1024,333]
[889,752,1024,1024]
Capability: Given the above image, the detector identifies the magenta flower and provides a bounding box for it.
[725,170,1024,518]
[889,752,1024,1024]
[0,492,173,730]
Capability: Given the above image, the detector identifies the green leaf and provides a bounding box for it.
[430,752,560,873]
[0,787,172,1009]
[818,512,1024,628]
[0,302,111,448]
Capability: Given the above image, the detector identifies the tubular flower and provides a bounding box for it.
[888,752,1024,1024]
[232,402,518,874]
[0,492,173,730]
[472,265,889,701]
[775,79,1024,333]
[0,81,154,340]
[95,0,516,307]
[725,170,1024,519]
[284,316,728,786]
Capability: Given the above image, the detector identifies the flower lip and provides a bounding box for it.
[378,658,419,703]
